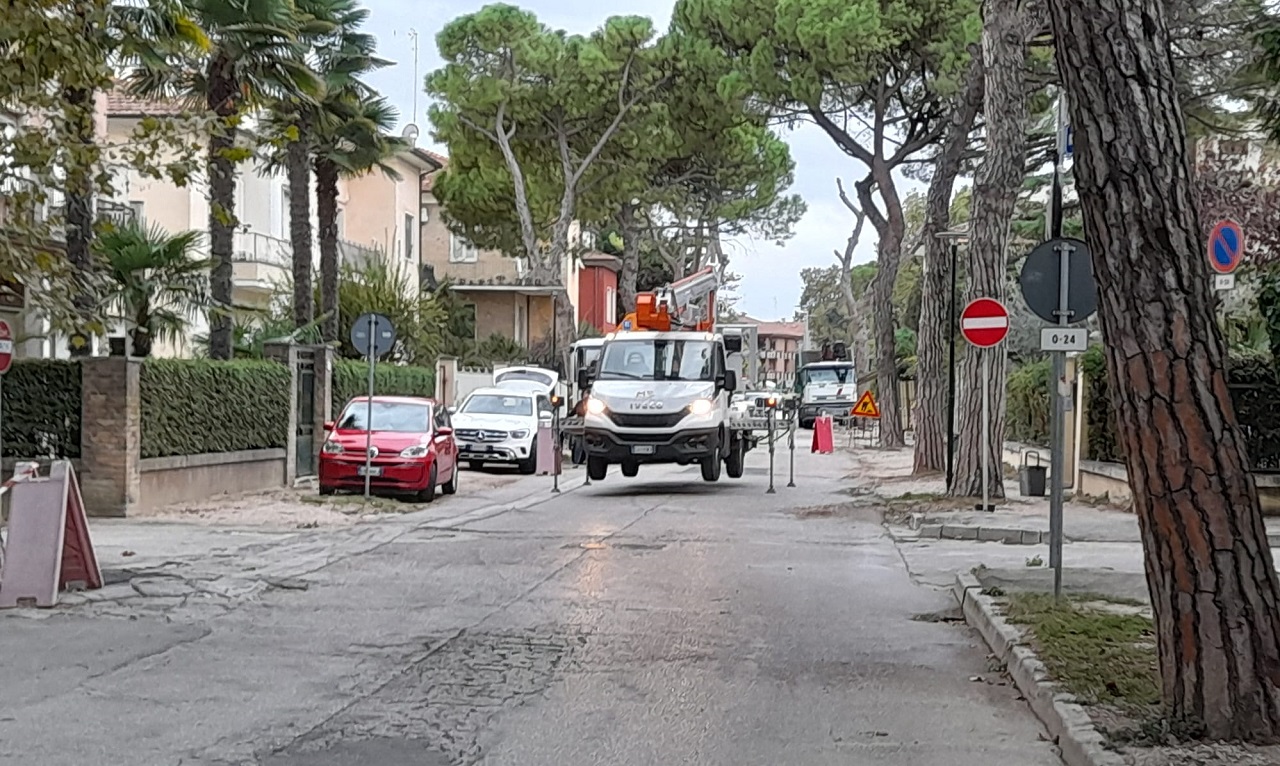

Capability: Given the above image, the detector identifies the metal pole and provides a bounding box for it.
[946,241,959,491]
[981,348,991,513]
[363,315,376,500]
[1049,90,1069,601]
[787,413,796,488]
[551,405,561,494]
[766,412,776,494]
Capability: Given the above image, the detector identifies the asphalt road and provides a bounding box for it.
[0,447,1062,766]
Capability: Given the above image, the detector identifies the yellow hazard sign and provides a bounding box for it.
[851,390,880,418]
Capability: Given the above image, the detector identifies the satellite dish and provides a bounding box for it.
[401,124,420,145]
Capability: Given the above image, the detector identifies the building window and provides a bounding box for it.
[605,286,617,325]
[514,300,528,346]
[335,208,345,239]
[459,303,477,339]
[280,184,290,239]
[129,201,145,223]
[450,234,479,263]
[404,213,415,262]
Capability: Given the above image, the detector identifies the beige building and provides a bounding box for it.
[419,153,589,350]
[741,316,807,385]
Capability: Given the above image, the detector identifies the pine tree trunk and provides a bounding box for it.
[64,83,96,357]
[287,120,314,330]
[857,173,906,448]
[315,157,340,344]
[949,2,1028,498]
[205,59,237,361]
[616,203,639,315]
[914,51,984,475]
[1048,0,1280,739]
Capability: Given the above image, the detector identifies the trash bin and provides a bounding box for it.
[1019,451,1047,497]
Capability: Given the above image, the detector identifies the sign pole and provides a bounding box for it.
[981,348,991,513]
[787,412,796,488]
[766,412,776,494]
[551,404,561,494]
[363,313,376,500]
[1048,240,1074,600]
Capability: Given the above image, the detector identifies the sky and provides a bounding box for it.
[358,0,926,321]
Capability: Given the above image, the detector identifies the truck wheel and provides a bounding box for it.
[700,453,722,482]
[587,456,608,481]
[800,419,814,430]
[621,461,639,477]
[725,438,745,479]
[571,438,587,466]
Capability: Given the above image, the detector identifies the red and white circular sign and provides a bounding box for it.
[0,319,12,375]
[960,298,1010,348]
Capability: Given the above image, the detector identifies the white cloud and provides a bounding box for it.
[360,0,927,320]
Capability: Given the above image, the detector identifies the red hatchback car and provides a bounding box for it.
[318,395,459,502]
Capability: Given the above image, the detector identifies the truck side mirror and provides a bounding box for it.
[577,368,591,391]
[722,369,737,393]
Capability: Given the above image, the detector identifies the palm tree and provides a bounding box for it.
[96,220,209,357]
[265,0,387,331]
[126,0,323,360]
[313,92,404,343]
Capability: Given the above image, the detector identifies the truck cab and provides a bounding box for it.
[796,360,857,428]
[579,330,740,482]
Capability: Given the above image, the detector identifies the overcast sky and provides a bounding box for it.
[359,0,925,320]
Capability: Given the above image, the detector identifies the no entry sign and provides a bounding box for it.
[0,319,13,375]
[960,298,1010,348]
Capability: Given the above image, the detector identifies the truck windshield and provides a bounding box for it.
[801,366,854,386]
[598,339,715,381]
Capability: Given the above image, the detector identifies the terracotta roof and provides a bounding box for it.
[420,150,450,193]
[105,84,187,116]
[750,319,806,339]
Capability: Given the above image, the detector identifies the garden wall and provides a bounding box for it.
[1,354,438,516]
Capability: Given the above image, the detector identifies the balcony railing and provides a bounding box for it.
[233,230,291,268]
[337,239,383,270]
[1,177,138,233]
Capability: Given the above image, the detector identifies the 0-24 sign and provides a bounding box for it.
[1040,327,1087,352]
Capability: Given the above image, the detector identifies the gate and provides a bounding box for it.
[296,350,317,478]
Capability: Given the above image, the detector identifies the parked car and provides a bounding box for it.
[452,386,554,474]
[318,395,459,502]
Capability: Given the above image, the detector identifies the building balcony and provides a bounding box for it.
[0,178,138,236]
[232,230,291,302]
[338,239,383,270]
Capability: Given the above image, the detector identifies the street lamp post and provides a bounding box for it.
[935,227,969,492]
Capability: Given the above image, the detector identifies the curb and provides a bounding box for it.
[952,573,1127,766]
[909,513,1046,545]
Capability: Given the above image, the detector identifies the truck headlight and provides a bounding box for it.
[509,429,530,439]
[586,397,606,415]
[689,398,713,416]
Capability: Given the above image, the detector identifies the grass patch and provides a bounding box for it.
[1003,591,1160,716]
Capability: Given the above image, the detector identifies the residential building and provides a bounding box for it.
[740,316,807,385]
[576,251,621,334]
[419,152,611,347]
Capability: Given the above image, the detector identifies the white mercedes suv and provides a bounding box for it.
[452,387,553,474]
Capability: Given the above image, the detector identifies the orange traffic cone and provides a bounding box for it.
[811,414,834,454]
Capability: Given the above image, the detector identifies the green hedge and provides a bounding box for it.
[1082,346,1280,470]
[331,360,434,417]
[1,360,82,458]
[1006,359,1052,446]
[140,359,290,459]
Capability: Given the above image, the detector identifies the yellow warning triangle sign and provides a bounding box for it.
[851,390,880,418]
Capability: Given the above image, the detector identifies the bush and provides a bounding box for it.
[331,360,434,417]
[140,359,290,459]
[1081,345,1280,470]
[1006,359,1052,446]
[1,360,82,458]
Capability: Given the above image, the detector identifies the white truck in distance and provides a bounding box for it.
[796,360,858,429]
[579,331,742,483]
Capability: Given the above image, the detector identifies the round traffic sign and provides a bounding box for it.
[350,313,396,358]
[1208,220,1244,275]
[960,298,1010,348]
[1018,237,1097,325]
[0,319,13,375]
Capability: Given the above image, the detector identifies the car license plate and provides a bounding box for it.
[357,465,382,477]
[631,445,655,455]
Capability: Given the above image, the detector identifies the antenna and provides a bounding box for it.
[408,28,420,126]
